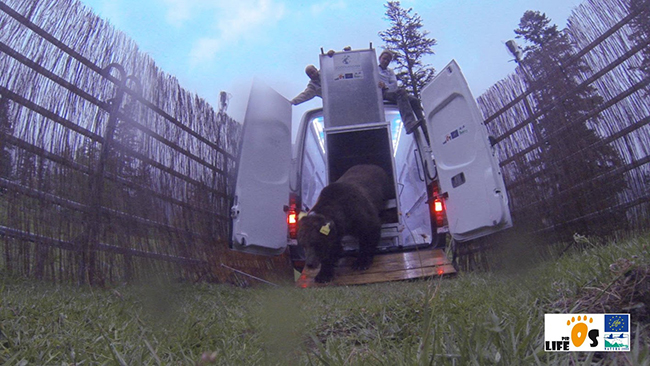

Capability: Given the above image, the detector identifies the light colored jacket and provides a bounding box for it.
[378,65,398,92]
[291,79,322,105]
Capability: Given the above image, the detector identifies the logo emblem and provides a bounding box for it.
[545,314,630,352]
[604,314,630,351]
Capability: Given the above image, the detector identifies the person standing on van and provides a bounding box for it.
[377,50,426,134]
[291,65,322,105]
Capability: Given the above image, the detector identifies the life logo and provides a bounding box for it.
[544,314,630,352]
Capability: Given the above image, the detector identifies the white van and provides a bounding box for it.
[229,47,512,275]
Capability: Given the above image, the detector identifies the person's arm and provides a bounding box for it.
[378,68,399,92]
[386,68,398,91]
[291,83,317,105]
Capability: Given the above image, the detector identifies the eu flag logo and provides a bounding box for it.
[605,314,629,332]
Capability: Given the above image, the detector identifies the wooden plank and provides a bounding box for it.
[296,248,456,288]
[333,252,449,275]
[332,264,456,286]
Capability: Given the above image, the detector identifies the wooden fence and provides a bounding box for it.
[477,0,650,243]
[0,0,292,285]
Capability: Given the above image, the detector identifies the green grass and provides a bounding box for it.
[1,233,649,365]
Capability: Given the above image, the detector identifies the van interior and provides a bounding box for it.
[298,107,433,252]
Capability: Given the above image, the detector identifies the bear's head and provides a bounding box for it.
[297,213,339,269]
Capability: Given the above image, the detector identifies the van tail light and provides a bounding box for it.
[286,194,301,240]
[429,183,447,229]
[434,199,444,213]
[434,199,445,228]
[288,208,299,239]
[288,211,298,225]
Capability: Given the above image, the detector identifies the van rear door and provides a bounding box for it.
[230,81,292,255]
[420,60,512,242]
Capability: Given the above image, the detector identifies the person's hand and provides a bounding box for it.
[378,81,386,89]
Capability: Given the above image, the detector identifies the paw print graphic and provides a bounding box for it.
[568,315,593,347]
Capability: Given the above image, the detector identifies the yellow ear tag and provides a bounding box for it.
[319,223,331,236]
[298,212,308,220]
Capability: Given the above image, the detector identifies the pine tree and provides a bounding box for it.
[378,1,436,98]
[514,11,561,52]
[514,11,628,237]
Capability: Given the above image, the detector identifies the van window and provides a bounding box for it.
[386,108,403,154]
[311,116,326,154]
[300,113,327,210]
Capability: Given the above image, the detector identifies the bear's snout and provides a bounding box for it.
[305,256,320,269]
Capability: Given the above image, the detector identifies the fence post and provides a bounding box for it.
[78,63,127,285]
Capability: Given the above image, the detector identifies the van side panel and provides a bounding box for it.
[393,116,433,246]
[421,60,512,241]
[231,81,292,255]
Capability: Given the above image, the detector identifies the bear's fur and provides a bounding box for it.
[298,164,390,283]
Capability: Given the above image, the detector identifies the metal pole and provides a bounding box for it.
[220,263,279,287]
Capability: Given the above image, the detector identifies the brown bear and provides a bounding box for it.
[297,164,390,283]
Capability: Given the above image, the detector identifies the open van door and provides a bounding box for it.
[420,60,512,242]
[230,80,292,255]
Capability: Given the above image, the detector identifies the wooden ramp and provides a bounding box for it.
[296,248,456,288]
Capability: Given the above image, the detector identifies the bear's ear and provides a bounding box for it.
[319,222,331,236]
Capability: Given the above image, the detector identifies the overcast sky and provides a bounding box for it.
[78,0,586,125]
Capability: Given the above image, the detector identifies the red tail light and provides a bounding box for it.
[286,193,301,240]
[434,199,443,213]
[288,209,298,239]
[288,211,298,225]
[429,184,447,230]
[433,198,445,228]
